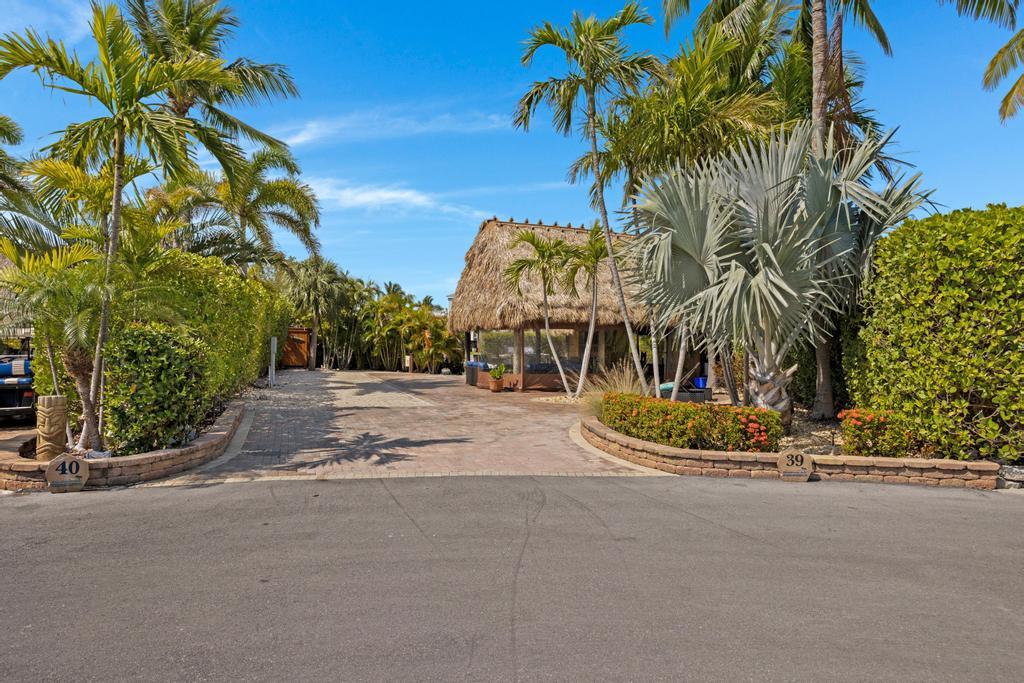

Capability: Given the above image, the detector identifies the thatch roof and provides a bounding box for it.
[448,218,642,333]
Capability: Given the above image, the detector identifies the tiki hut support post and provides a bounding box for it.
[514,328,526,391]
[597,329,607,369]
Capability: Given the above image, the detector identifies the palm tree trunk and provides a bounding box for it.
[722,348,740,406]
[810,0,836,417]
[586,91,648,394]
[811,0,828,155]
[308,310,318,371]
[811,335,835,419]
[574,278,599,398]
[743,350,751,406]
[670,326,689,402]
[651,325,662,396]
[66,351,99,451]
[85,125,125,450]
[542,288,572,397]
[747,335,797,430]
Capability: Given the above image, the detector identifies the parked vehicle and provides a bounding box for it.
[0,333,35,418]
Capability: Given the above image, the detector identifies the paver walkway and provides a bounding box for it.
[162,370,654,484]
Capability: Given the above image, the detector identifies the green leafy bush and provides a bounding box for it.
[160,251,292,400]
[838,408,918,458]
[851,205,1024,462]
[601,392,783,452]
[104,323,209,455]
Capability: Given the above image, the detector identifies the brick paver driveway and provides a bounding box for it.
[167,370,652,484]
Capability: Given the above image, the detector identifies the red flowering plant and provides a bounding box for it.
[838,408,919,458]
[601,392,782,452]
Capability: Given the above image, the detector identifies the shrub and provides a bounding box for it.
[160,251,292,400]
[601,392,783,452]
[851,205,1024,462]
[838,408,918,458]
[580,361,646,418]
[104,323,209,455]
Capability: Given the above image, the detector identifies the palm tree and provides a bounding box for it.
[289,256,340,371]
[504,230,574,397]
[211,148,321,268]
[515,3,660,393]
[0,2,247,447]
[632,123,924,427]
[0,235,101,445]
[126,0,297,147]
[984,16,1024,119]
[569,27,782,211]
[0,114,25,198]
[562,224,609,398]
[667,0,1014,418]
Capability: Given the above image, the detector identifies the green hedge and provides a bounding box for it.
[601,392,783,452]
[104,323,208,455]
[161,251,292,400]
[851,205,1024,462]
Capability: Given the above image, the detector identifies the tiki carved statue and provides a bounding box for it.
[36,395,68,461]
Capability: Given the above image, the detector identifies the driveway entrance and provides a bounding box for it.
[164,370,653,484]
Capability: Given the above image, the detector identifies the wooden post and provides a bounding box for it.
[597,328,607,369]
[269,336,277,388]
[36,395,68,461]
[514,328,526,391]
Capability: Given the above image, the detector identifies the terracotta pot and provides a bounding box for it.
[488,377,504,393]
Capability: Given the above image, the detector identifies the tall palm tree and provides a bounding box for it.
[289,256,340,371]
[562,224,609,398]
[984,14,1024,119]
[126,0,297,147]
[668,0,1014,418]
[504,230,574,397]
[212,148,320,267]
[0,2,247,448]
[569,27,782,211]
[515,3,660,393]
[633,123,924,427]
[0,114,24,198]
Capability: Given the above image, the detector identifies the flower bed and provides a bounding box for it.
[581,416,1000,489]
[0,400,245,492]
[601,392,782,452]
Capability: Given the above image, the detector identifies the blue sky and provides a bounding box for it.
[2,1,1022,303]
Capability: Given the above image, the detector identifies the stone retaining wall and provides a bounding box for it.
[0,402,245,492]
[580,416,999,490]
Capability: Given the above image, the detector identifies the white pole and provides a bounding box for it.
[269,337,277,388]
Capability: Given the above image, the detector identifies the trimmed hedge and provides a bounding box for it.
[162,251,292,401]
[105,323,209,455]
[851,205,1024,462]
[601,392,783,452]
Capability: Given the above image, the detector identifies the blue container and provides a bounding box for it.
[693,376,708,389]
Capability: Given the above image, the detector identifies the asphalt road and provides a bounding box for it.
[2,477,1023,681]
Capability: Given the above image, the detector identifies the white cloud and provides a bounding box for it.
[437,181,571,198]
[278,108,510,147]
[0,0,93,44]
[309,177,489,220]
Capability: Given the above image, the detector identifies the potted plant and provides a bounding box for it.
[488,363,506,393]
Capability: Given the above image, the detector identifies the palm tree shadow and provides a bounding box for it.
[282,431,471,470]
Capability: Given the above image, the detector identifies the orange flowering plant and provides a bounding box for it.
[838,408,918,458]
[601,392,782,452]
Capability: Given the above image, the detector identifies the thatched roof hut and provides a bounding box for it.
[448,218,641,333]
